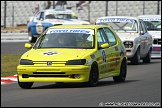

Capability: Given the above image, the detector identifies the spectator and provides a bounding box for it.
[33,6,39,15]
[55,1,67,9]
[76,1,85,9]
[71,13,78,19]
[76,1,89,12]
[44,1,51,9]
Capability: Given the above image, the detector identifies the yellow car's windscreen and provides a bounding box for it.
[34,29,95,49]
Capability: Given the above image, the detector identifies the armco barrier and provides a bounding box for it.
[1,33,28,42]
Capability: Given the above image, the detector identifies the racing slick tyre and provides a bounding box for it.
[18,78,33,89]
[143,49,151,63]
[28,29,37,43]
[130,47,140,65]
[84,64,99,87]
[18,82,33,89]
[55,82,64,84]
[113,59,127,82]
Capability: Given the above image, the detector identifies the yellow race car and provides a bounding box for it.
[17,25,127,89]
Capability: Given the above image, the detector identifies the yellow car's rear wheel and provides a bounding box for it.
[113,59,127,82]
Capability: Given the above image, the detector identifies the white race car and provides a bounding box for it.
[138,15,161,58]
[27,9,90,43]
[95,16,153,65]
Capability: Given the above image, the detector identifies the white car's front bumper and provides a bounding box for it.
[151,46,161,58]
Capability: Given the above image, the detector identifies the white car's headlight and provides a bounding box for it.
[123,41,133,48]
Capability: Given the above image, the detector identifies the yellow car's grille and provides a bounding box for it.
[22,72,68,78]
[33,61,66,64]
[33,61,66,66]
[33,72,65,74]
[27,75,68,77]
[36,69,60,71]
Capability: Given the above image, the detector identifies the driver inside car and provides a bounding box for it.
[58,34,76,47]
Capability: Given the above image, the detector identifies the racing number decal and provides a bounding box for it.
[101,50,106,63]
[36,23,43,34]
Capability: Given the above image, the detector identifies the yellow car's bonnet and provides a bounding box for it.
[21,48,93,61]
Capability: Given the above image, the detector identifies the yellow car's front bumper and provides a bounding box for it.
[17,65,91,83]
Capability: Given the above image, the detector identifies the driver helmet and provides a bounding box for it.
[72,13,78,19]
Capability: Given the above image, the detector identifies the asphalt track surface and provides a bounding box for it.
[1,42,161,107]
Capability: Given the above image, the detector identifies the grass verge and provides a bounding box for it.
[1,54,22,77]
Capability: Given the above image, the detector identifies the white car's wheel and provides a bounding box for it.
[143,49,151,63]
[131,48,140,65]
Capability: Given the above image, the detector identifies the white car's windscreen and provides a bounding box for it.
[140,17,161,31]
[96,18,138,32]
[34,29,94,48]
[45,14,78,20]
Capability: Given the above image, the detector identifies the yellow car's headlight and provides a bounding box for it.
[65,59,86,65]
[20,59,34,65]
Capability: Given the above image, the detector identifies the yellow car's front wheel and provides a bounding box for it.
[18,77,34,89]
[84,64,99,87]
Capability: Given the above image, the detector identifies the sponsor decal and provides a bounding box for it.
[90,54,95,59]
[42,51,60,56]
[140,18,161,21]
[97,18,134,23]
[46,29,94,35]
[101,65,107,69]
[45,11,72,15]
[110,63,116,67]
[116,56,120,66]
[115,46,119,51]
[108,68,115,71]
[100,49,106,63]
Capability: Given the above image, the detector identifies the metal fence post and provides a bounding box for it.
[106,1,108,16]
[88,1,90,22]
[116,1,118,16]
[38,4,39,11]
[143,1,145,15]
[53,1,55,9]
[4,1,7,28]
[157,1,159,14]
[12,5,14,26]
